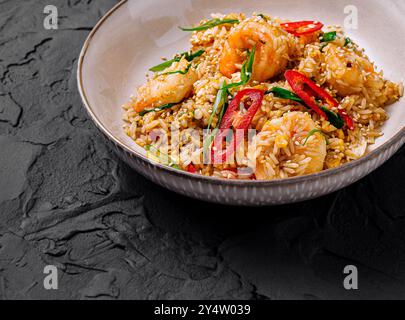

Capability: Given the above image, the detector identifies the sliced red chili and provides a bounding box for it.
[281,21,324,36]
[211,89,264,164]
[285,70,354,130]
[186,164,197,173]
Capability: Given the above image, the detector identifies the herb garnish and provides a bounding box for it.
[303,129,329,145]
[257,14,269,21]
[207,80,228,130]
[160,63,192,76]
[203,47,256,154]
[204,83,228,155]
[224,46,256,90]
[266,87,345,129]
[320,106,344,129]
[320,31,337,42]
[139,103,176,116]
[180,18,239,32]
[145,144,180,169]
[266,87,304,103]
[149,49,204,72]
[344,37,352,47]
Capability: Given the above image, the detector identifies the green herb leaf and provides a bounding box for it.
[139,103,175,116]
[344,37,352,47]
[266,87,304,103]
[184,49,205,61]
[224,46,256,90]
[149,50,205,72]
[257,14,269,21]
[180,18,239,31]
[303,129,329,145]
[207,81,228,130]
[160,63,192,76]
[203,128,219,155]
[204,83,229,154]
[145,144,180,169]
[204,100,228,151]
[320,43,328,52]
[149,60,178,72]
[303,129,322,145]
[321,31,337,42]
[320,106,344,129]
[240,46,255,83]
[267,88,344,129]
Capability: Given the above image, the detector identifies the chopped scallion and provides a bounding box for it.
[320,31,337,42]
[207,80,228,130]
[159,63,192,76]
[303,129,329,145]
[139,103,175,116]
[149,49,204,72]
[266,87,345,129]
[266,87,304,103]
[180,18,239,32]
[320,106,344,129]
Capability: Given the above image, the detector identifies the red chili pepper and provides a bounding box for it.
[284,70,354,130]
[280,21,324,36]
[211,89,264,164]
[186,164,197,173]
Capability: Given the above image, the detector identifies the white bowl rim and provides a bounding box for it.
[77,0,405,187]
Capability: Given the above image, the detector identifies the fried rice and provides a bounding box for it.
[122,13,403,180]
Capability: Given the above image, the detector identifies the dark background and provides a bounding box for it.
[1,0,405,300]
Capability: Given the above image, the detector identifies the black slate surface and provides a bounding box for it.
[1,0,405,300]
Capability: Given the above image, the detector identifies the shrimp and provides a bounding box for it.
[133,58,198,112]
[253,112,327,180]
[323,44,375,96]
[219,20,292,82]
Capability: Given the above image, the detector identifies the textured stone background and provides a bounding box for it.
[1,0,405,300]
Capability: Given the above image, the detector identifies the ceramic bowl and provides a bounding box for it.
[77,0,405,206]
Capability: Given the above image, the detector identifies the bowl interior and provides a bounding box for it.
[80,0,405,161]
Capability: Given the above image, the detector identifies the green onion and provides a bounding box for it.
[320,43,329,52]
[257,14,269,21]
[320,31,337,42]
[159,63,192,76]
[266,87,304,103]
[180,18,239,32]
[344,37,352,47]
[139,103,175,116]
[184,49,205,61]
[303,129,329,145]
[203,101,228,153]
[303,129,321,145]
[240,46,255,83]
[320,106,344,129]
[203,128,218,155]
[266,87,344,129]
[149,49,205,72]
[204,82,229,154]
[149,60,176,72]
[207,80,228,130]
[145,144,180,169]
[224,46,256,90]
